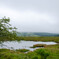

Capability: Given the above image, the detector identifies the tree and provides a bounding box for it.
[0,16,17,40]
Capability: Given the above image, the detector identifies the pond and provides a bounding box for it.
[0,40,57,51]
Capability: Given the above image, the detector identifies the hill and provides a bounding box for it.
[17,32,59,37]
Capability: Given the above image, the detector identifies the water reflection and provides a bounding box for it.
[0,40,57,51]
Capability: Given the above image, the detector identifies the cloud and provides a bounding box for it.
[0,0,59,33]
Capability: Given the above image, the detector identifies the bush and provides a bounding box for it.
[32,56,38,59]
[35,49,50,59]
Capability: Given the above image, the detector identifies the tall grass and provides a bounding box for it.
[19,36,59,43]
[0,44,59,59]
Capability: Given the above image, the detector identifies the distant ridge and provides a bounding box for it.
[17,32,59,37]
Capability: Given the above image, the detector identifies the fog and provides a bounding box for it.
[0,0,59,33]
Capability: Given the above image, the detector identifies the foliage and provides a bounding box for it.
[0,16,17,40]
[35,49,50,59]
[32,56,38,59]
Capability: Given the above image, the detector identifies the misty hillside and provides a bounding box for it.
[17,32,59,37]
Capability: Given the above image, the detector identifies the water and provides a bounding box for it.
[0,40,57,51]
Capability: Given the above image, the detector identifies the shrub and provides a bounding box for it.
[32,56,38,59]
[35,49,50,59]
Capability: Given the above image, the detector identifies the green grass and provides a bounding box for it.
[0,36,21,41]
[0,44,59,59]
[0,36,59,59]
[0,36,59,43]
[19,36,59,43]
[16,49,29,53]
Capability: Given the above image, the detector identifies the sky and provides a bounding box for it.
[0,0,59,33]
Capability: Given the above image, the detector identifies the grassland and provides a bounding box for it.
[0,44,59,59]
[19,36,59,43]
[0,36,59,59]
[0,36,59,43]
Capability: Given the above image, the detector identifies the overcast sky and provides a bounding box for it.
[0,0,59,33]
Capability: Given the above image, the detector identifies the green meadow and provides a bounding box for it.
[0,43,59,59]
[18,36,59,43]
[0,36,59,59]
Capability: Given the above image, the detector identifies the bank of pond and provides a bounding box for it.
[0,40,57,51]
[0,36,59,43]
[0,44,59,59]
[0,36,59,59]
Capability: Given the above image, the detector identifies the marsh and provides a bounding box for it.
[0,40,57,51]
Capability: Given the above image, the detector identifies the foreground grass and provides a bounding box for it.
[0,44,59,59]
[0,36,59,59]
